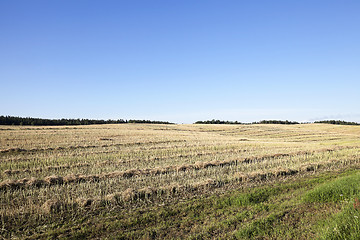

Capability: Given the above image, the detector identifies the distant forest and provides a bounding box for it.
[194,119,300,125]
[194,120,243,125]
[0,116,173,126]
[195,119,360,125]
[1,116,359,126]
[314,120,360,126]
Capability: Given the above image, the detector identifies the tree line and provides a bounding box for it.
[254,120,299,124]
[314,120,360,126]
[2,116,358,126]
[127,119,174,124]
[194,120,243,124]
[194,119,299,125]
[0,116,173,126]
[195,119,360,125]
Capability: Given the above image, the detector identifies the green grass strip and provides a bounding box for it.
[303,173,360,203]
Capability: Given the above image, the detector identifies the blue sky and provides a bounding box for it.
[1,1,360,123]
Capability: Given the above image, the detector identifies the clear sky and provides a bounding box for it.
[1,1,360,123]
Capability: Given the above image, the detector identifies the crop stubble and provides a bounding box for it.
[1,123,360,221]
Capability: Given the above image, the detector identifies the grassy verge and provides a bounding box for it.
[302,171,360,239]
[9,167,357,239]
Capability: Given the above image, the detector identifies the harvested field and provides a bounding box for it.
[1,123,360,239]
